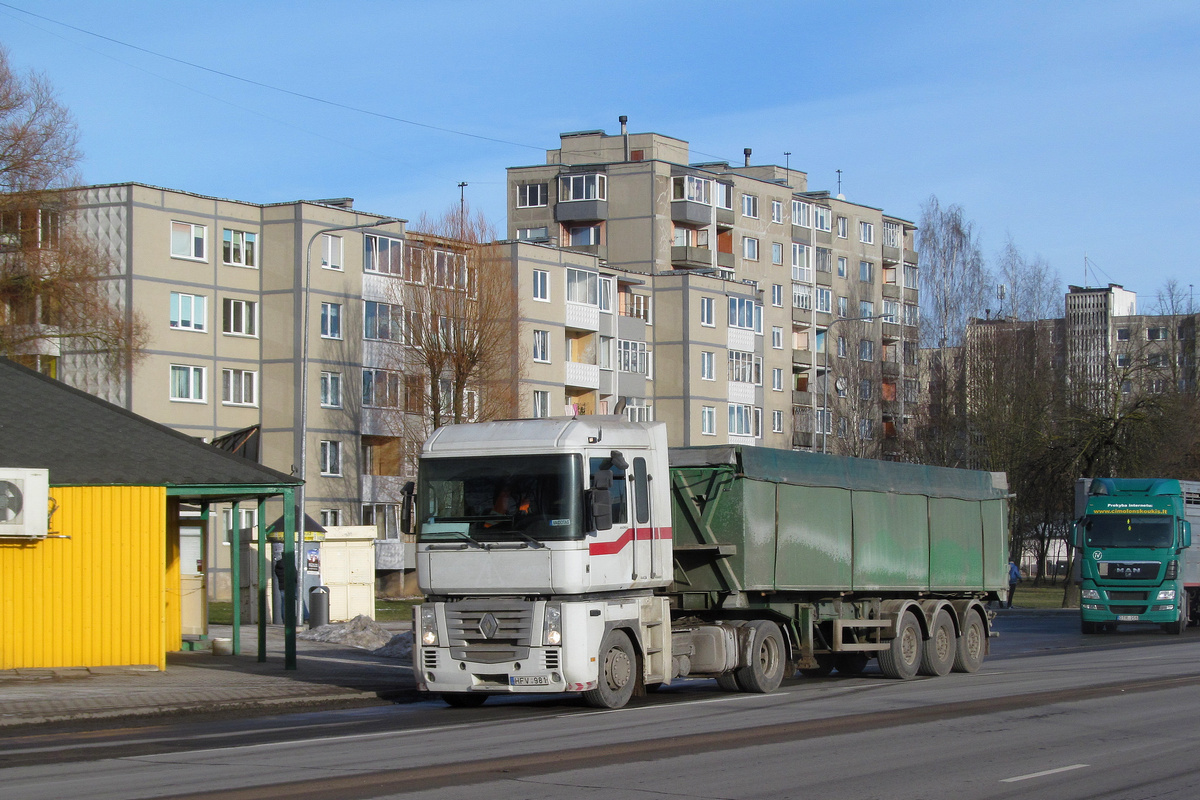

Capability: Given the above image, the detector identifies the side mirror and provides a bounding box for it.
[1073,518,1086,549]
[589,469,614,532]
[1182,520,1192,550]
[401,481,415,535]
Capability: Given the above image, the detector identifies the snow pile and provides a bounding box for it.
[372,631,414,660]
[298,614,394,650]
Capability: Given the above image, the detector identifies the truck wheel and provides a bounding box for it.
[953,610,986,673]
[715,672,741,692]
[1163,602,1188,635]
[442,693,488,708]
[583,629,637,709]
[878,611,921,680]
[799,653,835,677]
[1081,619,1101,635]
[735,620,787,693]
[835,653,870,675]
[919,610,955,677]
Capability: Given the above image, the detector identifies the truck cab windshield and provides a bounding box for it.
[1083,514,1174,549]
[418,454,583,542]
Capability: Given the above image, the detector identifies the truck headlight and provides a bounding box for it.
[543,602,562,647]
[1157,589,1177,601]
[1082,589,1100,600]
[420,606,439,647]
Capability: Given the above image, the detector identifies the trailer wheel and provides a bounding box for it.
[583,629,637,709]
[441,693,488,708]
[799,653,835,677]
[835,653,870,675]
[735,620,786,693]
[953,610,987,673]
[878,611,921,680]
[919,610,955,677]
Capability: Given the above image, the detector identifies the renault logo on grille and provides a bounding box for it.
[479,613,499,639]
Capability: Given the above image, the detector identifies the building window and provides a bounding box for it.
[837,216,848,238]
[767,242,782,266]
[883,222,901,248]
[859,260,874,283]
[1116,327,1130,341]
[792,244,811,282]
[860,379,873,400]
[838,296,848,318]
[320,509,341,527]
[599,276,614,312]
[815,288,832,314]
[701,350,715,380]
[320,371,342,408]
[559,173,606,201]
[772,367,784,390]
[772,326,783,349]
[837,335,847,359]
[1147,327,1169,341]
[625,399,653,423]
[792,200,811,227]
[814,207,831,232]
[364,234,403,275]
[362,368,401,407]
[222,229,257,267]
[517,226,549,241]
[859,419,874,440]
[743,236,759,260]
[728,403,754,436]
[518,183,548,208]
[814,409,832,435]
[618,340,649,374]
[222,369,257,406]
[741,194,759,219]
[859,221,875,244]
[860,300,874,318]
[859,339,874,361]
[321,302,342,339]
[793,283,812,310]
[903,379,919,403]
[815,247,832,273]
[598,335,613,369]
[724,350,753,383]
[728,297,761,331]
[169,364,205,402]
[321,234,343,270]
[903,263,918,289]
[672,175,713,204]
[170,292,207,332]
[701,405,716,436]
[716,183,734,211]
[883,300,900,323]
[568,224,600,246]
[1116,353,1131,368]
[364,300,401,341]
[532,329,550,363]
[567,268,600,305]
[903,303,919,326]
[222,298,258,337]
[533,390,550,418]
[532,269,549,301]
[772,409,784,433]
[771,284,784,307]
[700,296,715,326]
[771,200,784,224]
[837,256,847,278]
[319,440,342,476]
[170,221,206,261]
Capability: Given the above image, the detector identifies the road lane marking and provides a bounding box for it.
[1002,764,1089,783]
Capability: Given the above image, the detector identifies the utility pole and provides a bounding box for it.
[458,182,468,239]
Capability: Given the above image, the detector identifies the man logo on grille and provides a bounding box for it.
[479,613,499,639]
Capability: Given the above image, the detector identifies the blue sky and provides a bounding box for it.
[3,0,1197,309]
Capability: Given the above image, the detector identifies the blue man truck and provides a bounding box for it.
[1075,478,1200,634]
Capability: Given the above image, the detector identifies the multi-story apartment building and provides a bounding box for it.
[505,123,920,455]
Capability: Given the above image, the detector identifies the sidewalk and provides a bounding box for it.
[0,622,419,729]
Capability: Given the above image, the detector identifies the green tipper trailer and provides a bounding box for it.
[668,445,1010,679]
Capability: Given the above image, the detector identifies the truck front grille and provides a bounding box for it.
[445,599,534,664]
[1110,605,1148,614]
[1108,591,1148,601]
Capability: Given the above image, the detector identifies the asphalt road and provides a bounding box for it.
[4,611,1200,800]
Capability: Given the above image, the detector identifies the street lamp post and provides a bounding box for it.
[821,315,876,454]
[287,216,399,668]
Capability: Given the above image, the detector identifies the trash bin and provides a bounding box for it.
[308,586,330,629]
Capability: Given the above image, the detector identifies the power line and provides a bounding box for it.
[0,1,543,152]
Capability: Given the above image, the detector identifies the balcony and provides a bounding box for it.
[792,431,814,449]
[565,360,600,390]
[716,207,736,228]
[671,245,714,269]
[555,199,607,223]
[792,389,813,406]
[792,307,813,326]
[792,351,814,368]
[716,250,735,269]
[882,282,901,300]
[671,201,712,226]
[882,360,901,378]
[791,226,811,245]
[882,245,901,265]
[881,321,902,343]
[565,302,600,332]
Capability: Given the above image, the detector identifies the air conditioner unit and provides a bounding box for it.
[0,468,49,539]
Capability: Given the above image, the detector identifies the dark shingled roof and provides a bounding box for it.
[0,358,300,490]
